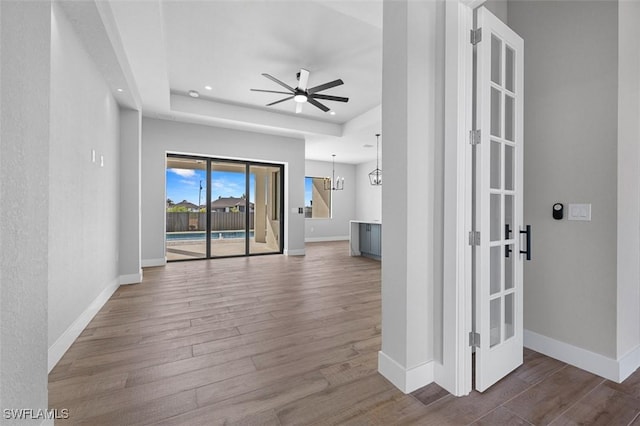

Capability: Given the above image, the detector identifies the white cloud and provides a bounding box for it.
[170,168,196,178]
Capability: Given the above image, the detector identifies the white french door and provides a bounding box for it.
[473,6,526,392]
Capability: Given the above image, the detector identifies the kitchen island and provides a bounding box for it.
[349,220,382,260]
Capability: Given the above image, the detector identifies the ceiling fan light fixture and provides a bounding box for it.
[293,94,308,103]
[329,110,336,115]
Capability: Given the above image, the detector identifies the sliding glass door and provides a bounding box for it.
[165,157,208,261]
[166,154,283,261]
[249,164,282,255]
[210,161,248,257]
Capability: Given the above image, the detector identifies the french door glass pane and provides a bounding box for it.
[505,293,515,340]
[505,245,514,290]
[249,164,282,255]
[505,45,515,92]
[165,157,207,261]
[491,34,502,85]
[505,194,514,238]
[490,246,501,295]
[505,145,514,190]
[490,141,501,189]
[490,297,502,347]
[210,161,248,257]
[490,194,501,241]
[505,95,515,142]
[491,88,502,137]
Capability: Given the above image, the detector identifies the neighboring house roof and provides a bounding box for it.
[173,200,199,210]
[210,197,254,209]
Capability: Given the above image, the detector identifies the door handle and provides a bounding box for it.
[519,225,532,261]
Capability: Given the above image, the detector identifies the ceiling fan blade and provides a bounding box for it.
[307,97,330,112]
[266,96,294,106]
[308,79,344,94]
[251,88,293,95]
[297,68,309,91]
[262,73,295,92]
[295,102,303,114]
[310,94,349,103]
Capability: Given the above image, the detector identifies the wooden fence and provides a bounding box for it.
[166,212,254,232]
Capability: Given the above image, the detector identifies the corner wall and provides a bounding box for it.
[48,2,121,364]
[141,118,306,263]
[508,0,618,358]
[304,159,356,241]
[0,0,51,417]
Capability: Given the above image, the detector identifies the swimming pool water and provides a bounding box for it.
[166,231,255,241]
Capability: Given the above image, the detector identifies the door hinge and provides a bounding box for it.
[470,28,482,45]
[470,129,481,145]
[469,332,480,347]
[468,231,480,246]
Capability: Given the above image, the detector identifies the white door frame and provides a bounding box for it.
[437,0,485,397]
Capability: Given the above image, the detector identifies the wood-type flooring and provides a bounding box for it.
[49,241,640,425]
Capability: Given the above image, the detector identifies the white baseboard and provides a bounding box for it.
[619,344,640,382]
[378,350,434,393]
[523,329,640,382]
[284,248,305,256]
[141,257,165,267]
[48,279,119,373]
[305,236,349,243]
[119,269,143,285]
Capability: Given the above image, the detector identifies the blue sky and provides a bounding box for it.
[305,177,313,207]
[167,168,255,205]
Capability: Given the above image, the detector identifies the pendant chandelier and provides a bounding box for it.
[324,154,344,191]
[369,133,382,186]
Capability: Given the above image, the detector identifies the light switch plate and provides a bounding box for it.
[568,203,591,221]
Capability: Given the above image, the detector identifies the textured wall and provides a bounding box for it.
[0,0,51,420]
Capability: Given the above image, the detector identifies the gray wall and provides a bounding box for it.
[48,3,121,348]
[141,118,306,263]
[508,1,618,357]
[119,109,142,283]
[355,159,382,222]
[304,159,356,241]
[0,0,50,419]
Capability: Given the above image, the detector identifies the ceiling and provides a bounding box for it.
[107,0,383,164]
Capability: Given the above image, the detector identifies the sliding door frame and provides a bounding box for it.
[166,153,285,261]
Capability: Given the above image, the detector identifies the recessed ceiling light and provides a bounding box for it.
[188,90,200,98]
[363,144,374,148]
[329,110,336,115]
[204,85,212,91]
[116,88,124,92]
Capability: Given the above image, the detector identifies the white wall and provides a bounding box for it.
[141,118,306,262]
[508,1,618,358]
[48,2,121,352]
[304,159,356,241]
[355,160,382,222]
[0,0,51,417]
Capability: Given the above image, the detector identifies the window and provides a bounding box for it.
[304,176,331,219]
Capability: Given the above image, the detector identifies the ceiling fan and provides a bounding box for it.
[250,68,349,114]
